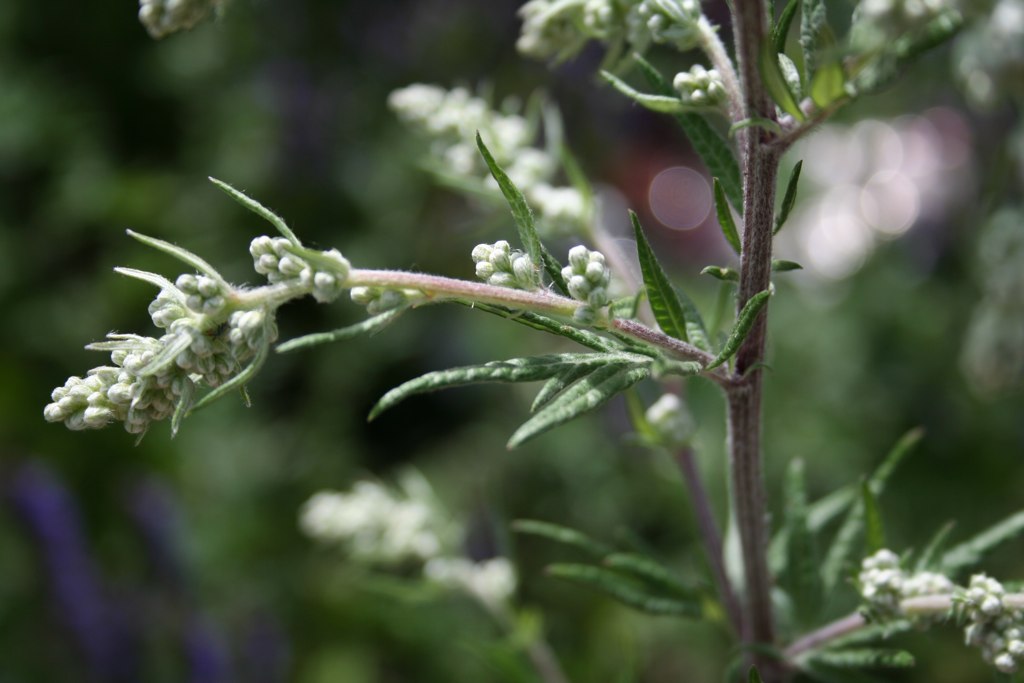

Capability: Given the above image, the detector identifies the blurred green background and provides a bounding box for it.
[1,1,1022,681]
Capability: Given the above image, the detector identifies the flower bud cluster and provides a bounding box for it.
[626,0,703,53]
[424,557,517,608]
[350,286,423,315]
[300,481,444,563]
[249,236,349,303]
[45,338,195,434]
[673,64,727,107]
[962,574,1024,673]
[471,241,537,290]
[562,245,610,322]
[858,549,907,616]
[644,393,695,447]
[388,83,588,236]
[518,0,704,62]
[138,0,221,39]
[175,273,227,316]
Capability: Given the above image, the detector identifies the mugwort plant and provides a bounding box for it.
[44,0,1024,680]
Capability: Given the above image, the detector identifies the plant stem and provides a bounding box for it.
[785,594,1024,661]
[697,16,744,124]
[728,0,782,675]
[676,446,744,636]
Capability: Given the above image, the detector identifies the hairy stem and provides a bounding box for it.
[676,447,744,636]
[728,0,781,674]
[697,16,743,124]
[785,594,1024,661]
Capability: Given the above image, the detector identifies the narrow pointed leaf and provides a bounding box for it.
[701,265,740,282]
[759,43,805,121]
[625,390,659,445]
[800,0,827,83]
[126,230,228,288]
[136,332,194,378]
[782,459,823,624]
[541,243,569,296]
[277,309,405,353]
[476,133,543,281]
[469,304,620,353]
[749,667,764,683]
[600,71,689,113]
[809,649,915,669]
[191,341,270,412]
[713,178,741,254]
[772,259,803,272]
[209,177,301,246]
[371,353,643,421]
[810,55,846,109]
[705,289,771,370]
[772,0,800,53]
[508,364,651,448]
[821,429,922,589]
[531,364,595,412]
[512,519,613,558]
[170,379,195,437]
[546,564,701,617]
[633,54,743,211]
[113,267,181,295]
[774,160,803,235]
[631,211,711,351]
[602,553,697,598]
[914,521,956,572]
[941,511,1024,576]
[821,620,913,650]
[861,481,885,554]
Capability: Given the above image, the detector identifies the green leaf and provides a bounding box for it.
[541,243,569,296]
[531,364,595,412]
[508,363,651,448]
[774,160,803,235]
[759,43,805,121]
[914,521,956,572]
[512,519,613,558]
[820,428,923,590]
[851,12,963,96]
[470,304,620,353]
[208,177,301,246]
[772,0,800,54]
[113,267,182,296]
[809,649,915,669]
[624,390,659,446]
[861,481,885,555]
[749,667,764,683]
[126,230,229,289]
[136,331,194,378]
[941,511,1024,577]
[602,553,697,598]
[771,259,803,272]
[800,0,827,84]
[705,289,772,370]
[170,379,195,437]
[370,353,642,421]
[276,309,405,353]
[820,620,913,650]
[810,50,846,108]
[700,265,740,282]
[633,54,743,211]
[631,211,711,351]
[600,71,690,113]
[782,459,822,625]
[476,132,544,284]
[713,178,742,254]
[191,340,269,413]
[546,563,701,617]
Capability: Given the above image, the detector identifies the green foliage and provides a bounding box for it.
[781,459,823,626]
[941,511,1024,577]
[771,260,803,273]
[631,211,711,351]
[861,482,885,555]
[545,564,701,617]
[209,176,301,246]
[705,289,772,370]
[276,309,407,353]
[633,54,743,211]
[800,0,828,83]
[759,43,805,121]
[600,72,693,113]
[713,178,742,255]
[772,0,800,54]
[701,266,740,282]
[774,160,803,235]
[512,520,613,558]
[913,522,956,572]
[808,648,915,669]
[126,229,228,288]
[476,133,544,287]
[191,340,269,412]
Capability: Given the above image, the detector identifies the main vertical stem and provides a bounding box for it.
[729,0,782,675]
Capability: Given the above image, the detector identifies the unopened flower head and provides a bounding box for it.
[299,479,447,564]
[673,64,726,107]
[471,240,538,290]
[626,0,703,53]
[645,393,695,447]
[138,0,222,39]
[249,236,350,303]
[350,286,424,315]
[424,556,517,607]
